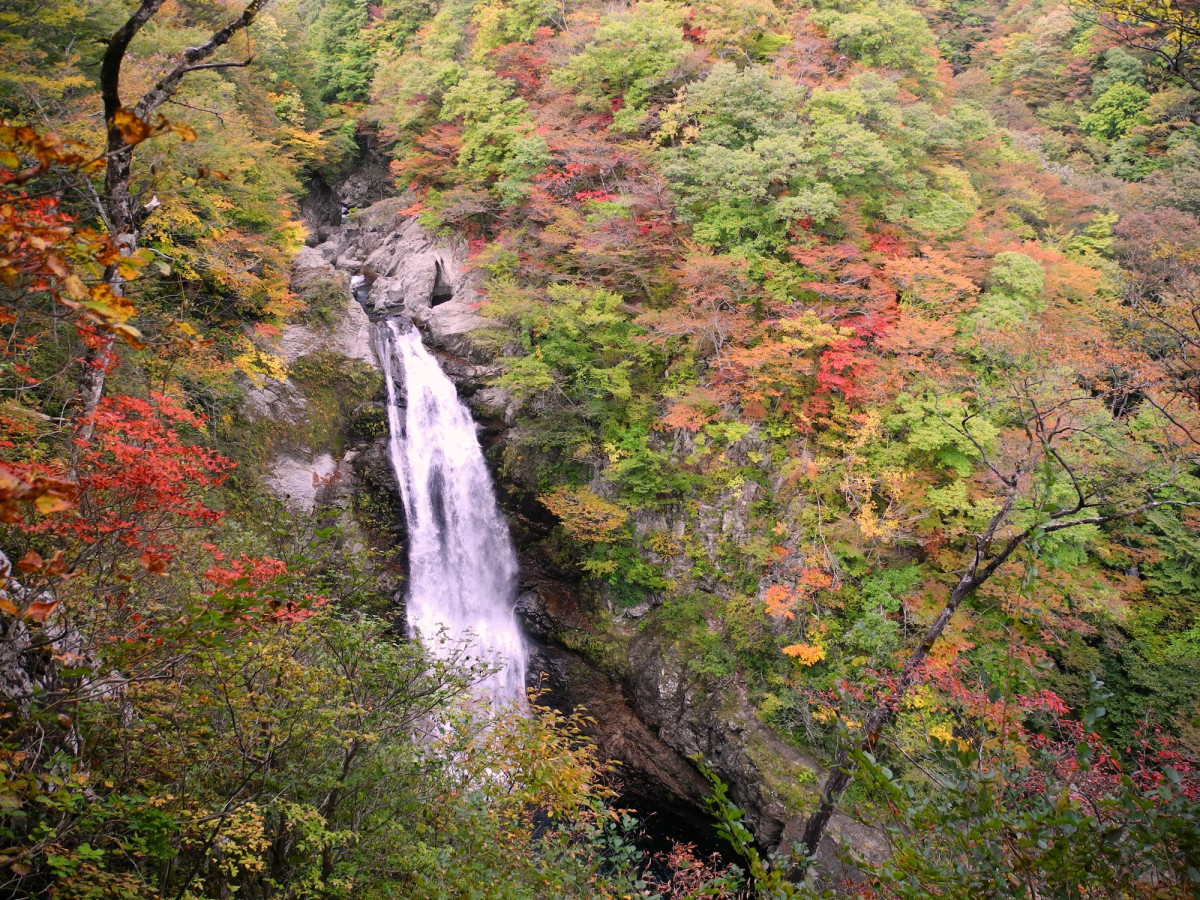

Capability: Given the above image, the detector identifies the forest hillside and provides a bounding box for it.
[3,0,1200,896]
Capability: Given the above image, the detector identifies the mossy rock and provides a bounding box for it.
[290,351,384,452]
[298,278,348,326]
[349,401,389,443]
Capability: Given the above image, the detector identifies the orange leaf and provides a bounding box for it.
[15,550,42,572]
[764,584,796,619]
[25,599,59,622]
[46,550,67,575]
[43,254,69,279]
[111,108,151,146]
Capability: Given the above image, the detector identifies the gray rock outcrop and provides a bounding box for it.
[240,375,308,427]
[310,199,488,355]
[243,231,388,512]
[285,258,376,368]
[625,631,820,848]
[516,583,719,838]
[262,452,339,514]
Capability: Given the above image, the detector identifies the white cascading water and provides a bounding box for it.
[376,319,527,707]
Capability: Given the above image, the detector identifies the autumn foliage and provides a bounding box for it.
[3,0,1200,894]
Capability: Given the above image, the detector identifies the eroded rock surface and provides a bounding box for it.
[244,238,384,512]
[262,452,338,514]
[286,250,375,366]
[626,633,821,847]
[517,583,717,835]
[241,376,308,427]
[311,199,488,356]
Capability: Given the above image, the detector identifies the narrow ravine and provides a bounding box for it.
[376,318,527,707]
[304,200,790,858]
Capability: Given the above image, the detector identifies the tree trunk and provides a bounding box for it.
[791,477,1031,873]
[71,93,137,459]
[70,336,114,459]
[71,0,262,455]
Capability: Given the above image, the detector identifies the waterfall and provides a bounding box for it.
[376,319,527,707]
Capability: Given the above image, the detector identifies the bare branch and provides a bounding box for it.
[133,0,265,122]
[165,97,227,126]
[180,57,256,75]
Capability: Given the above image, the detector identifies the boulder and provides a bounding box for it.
[263,452,338,514]
[239,374,307,426]
[279,294,377,368]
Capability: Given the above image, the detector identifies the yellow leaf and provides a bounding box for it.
[112,323,145,349]
[539,487,627,543]
[782,642,826,666]
[34,494,72,515]
[61,274,87,299]
[85,284,135,323]
[0,150,18,169]
[172,122,197,142]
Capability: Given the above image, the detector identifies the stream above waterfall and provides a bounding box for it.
[375,318,527,707]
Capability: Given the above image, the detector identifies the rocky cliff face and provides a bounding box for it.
[260,197,883,869]
[244,235,379,515]
[310,198,487,355]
